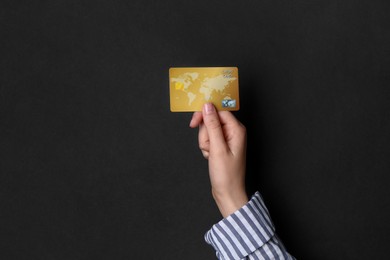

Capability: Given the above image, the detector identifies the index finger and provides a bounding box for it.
[189,111,203,128]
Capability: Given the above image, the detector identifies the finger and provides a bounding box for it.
[198,123,210,154]
[201,150,209,160]
[202,103,229,154]
[217,111,242,127]
[218,111,246,155]
[189,111,203,128]
[202,151,210,160]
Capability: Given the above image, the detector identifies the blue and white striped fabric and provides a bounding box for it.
[205,192,295,260]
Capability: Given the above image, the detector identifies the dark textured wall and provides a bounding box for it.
[1,1,389,259]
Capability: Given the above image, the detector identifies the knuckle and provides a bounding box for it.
[236,123,246,135]
[240,124,246,134]
[199,140,209,151]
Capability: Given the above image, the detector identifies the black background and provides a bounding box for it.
[1,0,390,259]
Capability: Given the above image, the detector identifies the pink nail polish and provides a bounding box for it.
[204,103,215,114]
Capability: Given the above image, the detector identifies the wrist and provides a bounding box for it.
[212,189,248,218]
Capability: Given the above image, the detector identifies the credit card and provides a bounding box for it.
[169,67,239,112]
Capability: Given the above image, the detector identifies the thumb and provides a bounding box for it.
[202,103,229,154]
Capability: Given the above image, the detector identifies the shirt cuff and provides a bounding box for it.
[205,192,276,260]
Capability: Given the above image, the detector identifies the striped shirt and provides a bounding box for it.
[205,192,295,260]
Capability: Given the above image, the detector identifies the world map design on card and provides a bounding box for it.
[169,67,240,112]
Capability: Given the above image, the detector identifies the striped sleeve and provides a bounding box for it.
[205,192,295,260]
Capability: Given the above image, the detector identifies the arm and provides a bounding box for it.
[190,103,295,260]
[190,103,248,217]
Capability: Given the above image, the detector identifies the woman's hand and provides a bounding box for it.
[190,103,248,218]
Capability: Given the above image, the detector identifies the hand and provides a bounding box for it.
[190,103,248,218]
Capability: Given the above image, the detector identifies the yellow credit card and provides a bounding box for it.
[169,67,239,112]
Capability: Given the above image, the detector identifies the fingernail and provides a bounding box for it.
[204,103,215,114]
